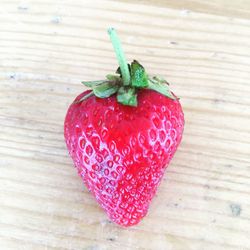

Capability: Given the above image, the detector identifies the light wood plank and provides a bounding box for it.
[0,0,250,249]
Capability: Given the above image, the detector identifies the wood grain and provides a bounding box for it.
[121,0,250,19]
[0,0,250,249]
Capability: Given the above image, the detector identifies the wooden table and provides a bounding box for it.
[1,1,250,249]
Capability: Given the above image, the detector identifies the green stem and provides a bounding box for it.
[108,28,130,86]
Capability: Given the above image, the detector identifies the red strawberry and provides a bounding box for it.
[64,28,184,226]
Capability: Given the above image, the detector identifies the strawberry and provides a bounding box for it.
[64,28,184,226]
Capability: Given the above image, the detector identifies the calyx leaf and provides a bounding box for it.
[93,82,119,98]
[131,60,149,88]
[106,74,121,82]
[148,77,175,99]
[82,80,108,87]
[117,86,137,106]
[152,75,169,85]
[79,62,176,105]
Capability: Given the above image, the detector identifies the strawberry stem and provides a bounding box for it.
[108,28,130,86]
[79,29,176,106]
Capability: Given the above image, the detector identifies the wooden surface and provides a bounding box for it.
[1,0,250,249]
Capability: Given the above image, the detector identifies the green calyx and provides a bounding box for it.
[79,28,175,107]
